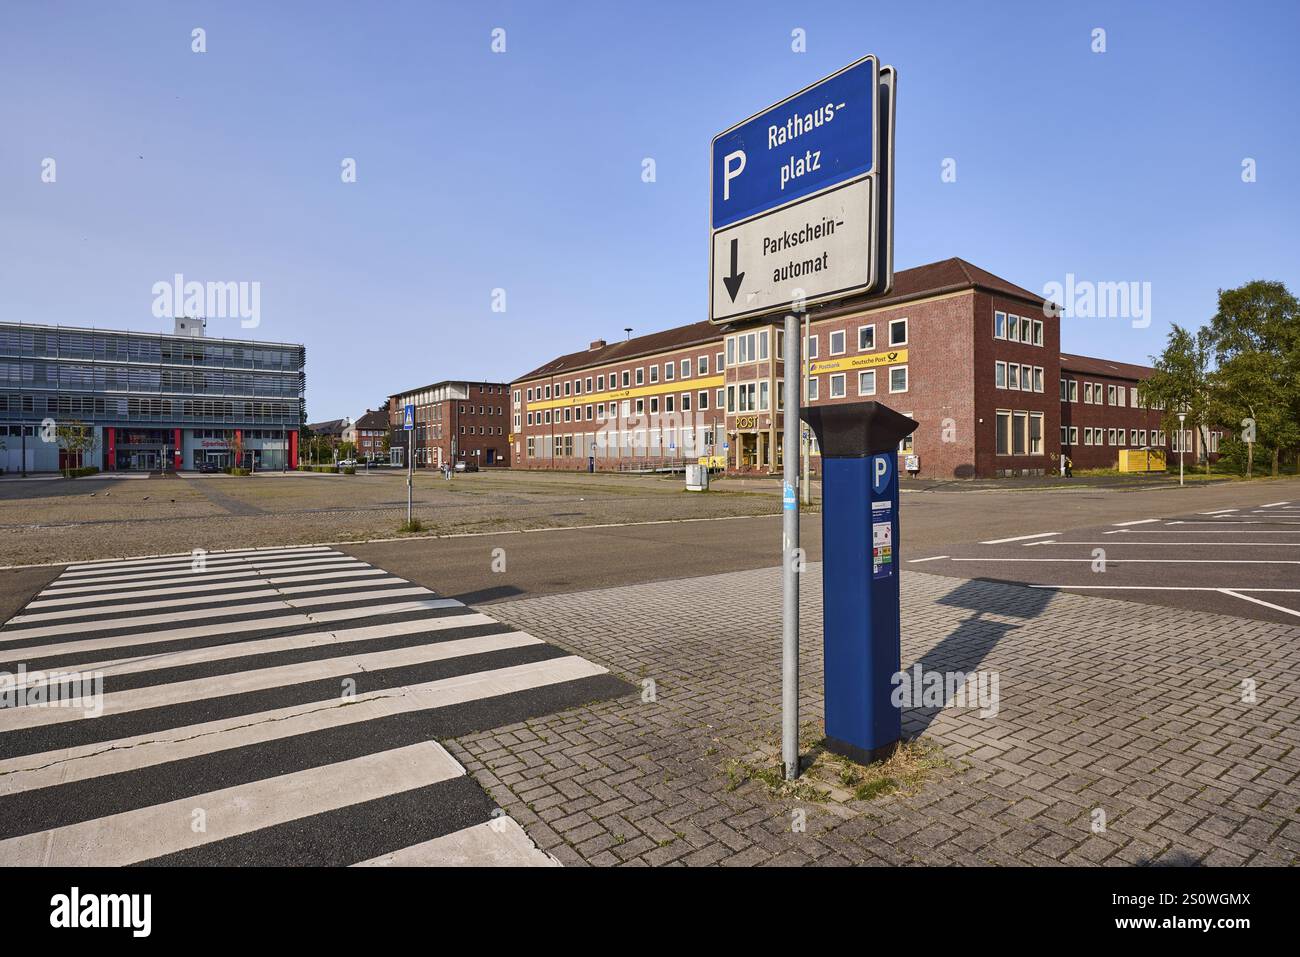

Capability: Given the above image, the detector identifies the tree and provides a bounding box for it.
[223,429,245,471]
[1208,280,1300,477]
[1139,324,1217,465]
[55,420,96,478]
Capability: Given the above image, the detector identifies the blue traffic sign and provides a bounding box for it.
[402,404,414,430]
[711,56,876,230]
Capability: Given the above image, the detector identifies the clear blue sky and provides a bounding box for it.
[3,0,1297,421]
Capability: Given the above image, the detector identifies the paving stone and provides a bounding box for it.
[443,564,1300,866]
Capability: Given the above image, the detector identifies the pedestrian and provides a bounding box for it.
[1063,454,1073,478]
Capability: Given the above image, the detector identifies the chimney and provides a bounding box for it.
[588,338,606,351]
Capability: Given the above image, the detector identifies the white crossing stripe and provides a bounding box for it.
[0,742,465,866]
[353,816,559,867]
[0,551,622,866]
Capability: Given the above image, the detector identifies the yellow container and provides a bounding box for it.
[1119,449,1167,472]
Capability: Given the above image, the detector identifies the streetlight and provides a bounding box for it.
[1177,411,1186,487]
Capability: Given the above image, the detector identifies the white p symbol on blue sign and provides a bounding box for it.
[872,454,892,495]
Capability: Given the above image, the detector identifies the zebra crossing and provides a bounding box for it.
[0,545,626,866]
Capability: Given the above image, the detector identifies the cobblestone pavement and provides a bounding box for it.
[446,566,1300,866]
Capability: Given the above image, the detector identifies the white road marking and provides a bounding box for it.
[1259,502,1290,508]
[950,558,1300,564]
[978,532,1060,545]
[9,611,499,690]
[1029,541,1300,547]
[1028,584,1300,591]
[906,555,949,563]
[1111,518,1160,527]
[0,631,544,731]
[0,656,607,794]
[1199,508,1239,515]
[0,742,464,866]
[353,817,559,867]
[1219,590,1300,619]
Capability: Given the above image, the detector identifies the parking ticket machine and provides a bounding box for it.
[800,400,918,763]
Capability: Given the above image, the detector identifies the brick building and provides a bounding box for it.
[387,380,510,469]
[349,409,389,463]
[510,258,1218,479]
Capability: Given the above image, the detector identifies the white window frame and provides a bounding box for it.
[888,317,908,347]
[858,369,876,396]
[858,324,876,351]
[829,372,846,398]
[888,365,908,394]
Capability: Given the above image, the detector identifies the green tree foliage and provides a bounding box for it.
[1208,281,1300,477]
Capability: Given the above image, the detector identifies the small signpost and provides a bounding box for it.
[403,403,414,526]
[709,56,896,780]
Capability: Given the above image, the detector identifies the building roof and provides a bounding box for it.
[0,319,304,349]
[512,257,1049,384]
[388,378,509,401]
[353,409,389,431]
[1060,353,1155,381]
[306,418,349,435]
[514,320,721,383]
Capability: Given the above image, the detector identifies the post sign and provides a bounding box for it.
[403,404,414,430]
[709,56,895,324]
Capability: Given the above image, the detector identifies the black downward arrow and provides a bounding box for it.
[722,238,745,302]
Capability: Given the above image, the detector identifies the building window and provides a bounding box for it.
[996,410,1011,455]
[636,398,645,414]
[858,369,876,395]
[622,370,630,388]
[858,325,875,351]
[807,376,820,401]
[829,330,846,355]
[889,318,908,346]
[1008,364,1020,390]
[1007,315,1020,343]
[1033,319,1044,346]
[646,366,655,384]
[682,392,691,411]
[805,335,818,359]
[1013,411,1028,454]
[996,361,1007,389]
[758,381,769,410]
[665,395,675,413]
[1029,412,1043,454]
[698,355,708,376]
[726,385,735,413]
[829,373,846,398]
[1034,367,1044,393]
[664,362,674,381]
[889,366,908,393]
[1021,364,1032,390]
[994,311,1007,339]
[1060,426,1069,446]
[681,359,691,379]
[698,390,708,410]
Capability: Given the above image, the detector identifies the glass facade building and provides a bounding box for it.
[0,320,305,473]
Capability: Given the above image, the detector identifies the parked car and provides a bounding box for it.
[336,459,356,469]
[197,461,219,474]
[454,461,478,473]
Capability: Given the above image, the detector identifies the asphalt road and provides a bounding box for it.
[910,497,1300,625]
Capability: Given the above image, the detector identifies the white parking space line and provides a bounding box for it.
[907,555,949,563]
[1111,519,1160,527]
[1259,502,1290,508]
[1220,590,1300,619]
[1028,585,1300,592]
[1116,529,1300,534]
[979,532,1060,545]
[950,558,1300,564]
[1199,508,1239,515]
[1033,541,1300,547]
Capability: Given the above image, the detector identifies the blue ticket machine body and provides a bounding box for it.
[800,401,918,764]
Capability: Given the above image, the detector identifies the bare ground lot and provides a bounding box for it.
[0,469,784,567]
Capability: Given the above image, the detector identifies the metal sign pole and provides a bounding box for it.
[406,413,413,525]
[782,313,801,780]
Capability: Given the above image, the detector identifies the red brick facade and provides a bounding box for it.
[387,381,511,468]
[509,259,1211,479]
